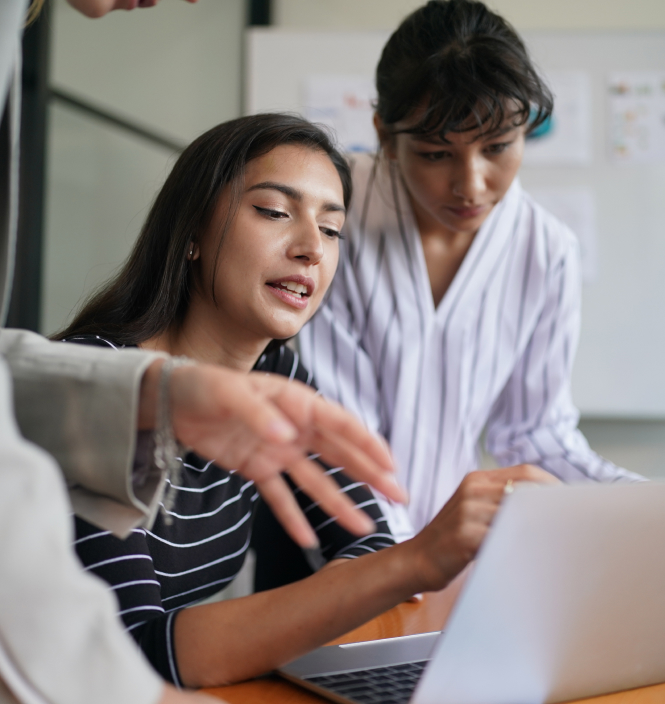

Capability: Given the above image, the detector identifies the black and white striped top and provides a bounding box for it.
[68,335,394,686]
[300,153,643,541]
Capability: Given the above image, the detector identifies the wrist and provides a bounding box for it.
[402,532,460,595]
[383,539,433,598]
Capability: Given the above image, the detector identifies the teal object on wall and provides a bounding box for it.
[527,111,554,140]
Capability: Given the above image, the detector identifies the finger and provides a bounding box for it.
[287,456,376,536]
[312,427,408,505]
[256,474,319,548]
[266,381,397,475]
[468,497,503,525]
[489,464,559,485]
[453,473,515,512]
[311,396,396,472]
[518,464,560,484]
[252,377,405,502]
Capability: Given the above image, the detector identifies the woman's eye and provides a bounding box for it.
[417,151,449,162]
[320,226,343,240]
[253,205,288,219]
[485,141,513,155]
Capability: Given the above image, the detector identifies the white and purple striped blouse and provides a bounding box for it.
[300,153,641,541]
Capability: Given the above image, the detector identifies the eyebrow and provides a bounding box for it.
[246,181,346,214]
[412,123,520,146]
[480,124,520,140]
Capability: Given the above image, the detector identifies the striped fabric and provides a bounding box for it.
[69,336,394,685]
[300,153,642,541]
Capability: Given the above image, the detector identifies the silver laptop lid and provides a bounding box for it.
[414,483,665,704]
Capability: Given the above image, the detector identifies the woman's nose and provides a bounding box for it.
[451,156,486,202]
[288,218,324,264]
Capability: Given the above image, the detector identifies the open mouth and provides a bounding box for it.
[267,281,310,299]
[266,277,315,310]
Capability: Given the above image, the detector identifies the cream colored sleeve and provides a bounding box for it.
[0,329,167,536]
[0,358,163,704]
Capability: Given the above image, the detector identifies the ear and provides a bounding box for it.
[187,242,200,261]
[373,113,397,160]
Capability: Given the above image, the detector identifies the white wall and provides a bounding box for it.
[50,0,244,143]
[274,0,665,31]
[42,0,244,335]
[42,105,177,334]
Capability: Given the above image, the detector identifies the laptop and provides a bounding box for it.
[279,483,665,704]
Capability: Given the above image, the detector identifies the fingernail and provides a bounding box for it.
[266,419,298,442]
[303,537,320,551]
[388,475,409,504]
[358,512,376,534]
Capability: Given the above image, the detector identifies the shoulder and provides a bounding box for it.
[348,152,376,185]
[344,153,399,244]
[255,344,314,387]
[514,185,581,267]
[346,152,385,214]
[62,334,125,350]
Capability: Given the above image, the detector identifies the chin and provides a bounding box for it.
[259,323,297,342]
[269,328,301,342]
[266,317,308,342]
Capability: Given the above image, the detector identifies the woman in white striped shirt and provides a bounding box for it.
[300,0,642,542]
[58,113,556,688]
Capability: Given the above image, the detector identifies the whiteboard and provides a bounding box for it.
[246,29,665,417]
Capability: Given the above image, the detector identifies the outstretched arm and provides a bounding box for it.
[173,465,558,688]
[5,328,402,545]
[142,360,404,548]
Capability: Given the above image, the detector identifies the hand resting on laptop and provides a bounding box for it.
[174,463,557,687]
[408,465,559,593]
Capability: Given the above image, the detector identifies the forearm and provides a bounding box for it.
[176,466,559,688]
[174,542,423,688]
[3,330,161,467]
[2,329,167,533]
[510,424,645,483]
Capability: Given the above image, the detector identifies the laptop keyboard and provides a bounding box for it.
[304,660,429,704]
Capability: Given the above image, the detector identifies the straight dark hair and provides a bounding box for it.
[376,0,553,139]
[55,113,352,346]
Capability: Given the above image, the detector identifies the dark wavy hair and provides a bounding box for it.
[375,0,553,139]
[55,113,352,346]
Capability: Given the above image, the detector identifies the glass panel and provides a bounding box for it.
[42,104,176,336]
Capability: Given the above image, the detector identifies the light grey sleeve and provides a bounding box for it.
[0,329,168,536]
[0,1,27,114]
[0,358,163,704]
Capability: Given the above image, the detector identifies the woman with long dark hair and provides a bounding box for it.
[300,0,642,547]
[59,111,555,688]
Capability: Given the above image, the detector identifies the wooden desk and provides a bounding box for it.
[203,573,665,704]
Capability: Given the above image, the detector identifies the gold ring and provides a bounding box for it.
[503,479,514,495]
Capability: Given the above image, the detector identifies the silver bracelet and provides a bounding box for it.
[154,355,195,525]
